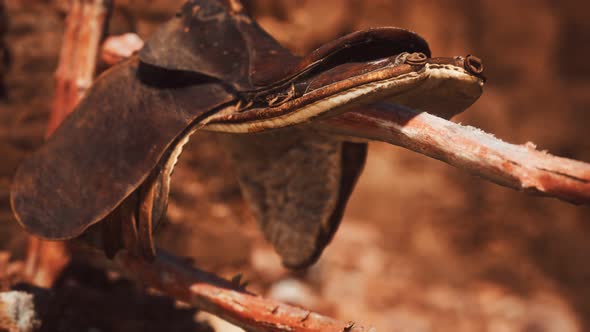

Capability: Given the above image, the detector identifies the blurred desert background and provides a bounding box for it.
[1,0,589,331]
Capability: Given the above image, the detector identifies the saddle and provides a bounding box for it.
[11,0,484,269]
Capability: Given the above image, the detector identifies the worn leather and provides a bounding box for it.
[12,0,440,268]
[11,58,234,240]
[139,0,430,89]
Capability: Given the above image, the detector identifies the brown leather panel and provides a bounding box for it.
[217,128,366,268]
[139,0,252,89]
[10,57,234,240]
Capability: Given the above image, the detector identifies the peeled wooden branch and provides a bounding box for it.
[318,103,590,205]
[46,0,109,137]
[114,250,371,332]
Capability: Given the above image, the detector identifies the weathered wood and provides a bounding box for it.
[318,103,590,205]
[46,0,109,137]
[115,249,373,332]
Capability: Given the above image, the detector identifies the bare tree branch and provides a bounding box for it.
[113,250,372,332]
[317,103,590,205]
